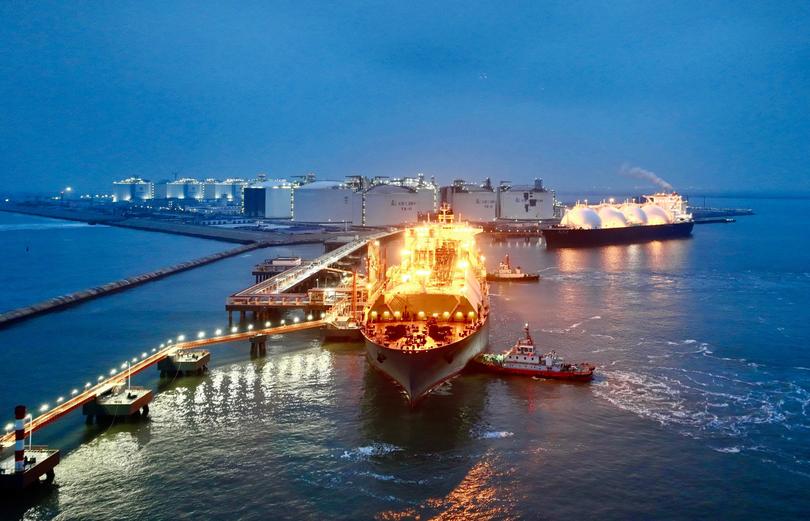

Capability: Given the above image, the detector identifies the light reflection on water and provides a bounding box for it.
[2,199,810,519]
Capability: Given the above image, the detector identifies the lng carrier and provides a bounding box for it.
[543,192,694,248]
[362,204,490,404]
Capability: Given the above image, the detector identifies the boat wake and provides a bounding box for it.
[593,339,810,476]
[340,442,403,461]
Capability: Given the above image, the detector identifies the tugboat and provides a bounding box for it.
[486,255,539,282]
[472,324,595,380]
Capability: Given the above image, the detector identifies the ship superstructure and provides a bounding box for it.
[362,205,490,403]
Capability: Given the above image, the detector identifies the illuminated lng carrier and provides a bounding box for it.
[362,205,490,404]
[543,192,695,248]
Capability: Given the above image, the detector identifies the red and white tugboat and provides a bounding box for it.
[472,324,595,380]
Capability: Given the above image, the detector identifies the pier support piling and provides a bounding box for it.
[250,335,268,357]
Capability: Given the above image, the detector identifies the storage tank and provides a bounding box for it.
[497,178,556,220]
[642,205,673,225]
[561,206,601,229]
[112,177,153,202]
[442,179,497,222]
[362,184,434,226]
[166,178,204,200]
[293,180,360,223]
[621,204,648,225]
[243,180,292,218]
[597,206,628,228]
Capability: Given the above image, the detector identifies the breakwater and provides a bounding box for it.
[0,242,265,329]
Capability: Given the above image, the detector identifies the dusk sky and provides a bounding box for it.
[2,1,809,194]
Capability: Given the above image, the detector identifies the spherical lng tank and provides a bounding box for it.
[597,206,628,228]
[641,205,673,225]
[561,206,602,229]
[621,204,648,225]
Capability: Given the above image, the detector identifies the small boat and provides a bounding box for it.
[486,255,539,282]
[472,324,594,380]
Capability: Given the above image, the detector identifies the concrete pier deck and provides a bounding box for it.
[157,350,211,375]
[0,447,60,491]
[83,386,153,421]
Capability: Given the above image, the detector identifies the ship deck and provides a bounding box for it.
[363,320,483,351]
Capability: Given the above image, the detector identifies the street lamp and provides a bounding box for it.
[25,414,32,449]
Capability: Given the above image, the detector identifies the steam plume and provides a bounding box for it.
[619,164,673,191]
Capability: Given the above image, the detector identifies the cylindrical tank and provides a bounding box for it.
[561,206,601,229]
[597,206,628,228]
[642,205,673,225]
[621,204,648,225]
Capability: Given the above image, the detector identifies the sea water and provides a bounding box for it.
[0,199,808,520]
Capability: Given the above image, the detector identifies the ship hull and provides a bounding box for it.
[486,274,540,282]
[543,221,694,248]
[470,358,594,381]
[364,319,490,404]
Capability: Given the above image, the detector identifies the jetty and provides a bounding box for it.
[0,243,264,329]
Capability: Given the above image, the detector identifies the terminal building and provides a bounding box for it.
[112,177,154,202]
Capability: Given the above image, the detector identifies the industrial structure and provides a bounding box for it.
[440,178,498,222]
[243,179,295,218]
[441,177,557,222]
[113,177,248,203]
[111,172,557,225]
[112,177,154,202]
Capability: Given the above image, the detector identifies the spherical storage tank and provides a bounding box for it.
[620,204,648,225]
[641,205,673,225]
[561,206,601,229]
[597,206,628,228]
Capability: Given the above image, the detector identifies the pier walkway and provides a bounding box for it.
[0,319,324,449]
[229,230,394,304]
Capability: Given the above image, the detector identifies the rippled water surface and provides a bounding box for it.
[0,198,808,520]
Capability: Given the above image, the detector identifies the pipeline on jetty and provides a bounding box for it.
[0,319,325,448]
[0,243,265,329]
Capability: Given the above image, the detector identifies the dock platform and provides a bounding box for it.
[83,386,153,422]
[0,447,60,491]
[157,350,210,376]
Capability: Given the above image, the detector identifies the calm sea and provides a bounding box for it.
[0,200,808,520]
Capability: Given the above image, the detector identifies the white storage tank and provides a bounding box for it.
[642,205,673,225]
[112,177,154,202]
[442,179,497,222]
[621,204,648,224]
[561,206,601,229]
[497,179,555,220]
[166,178,204,200]
[362,184,434,226]
[597,206,628,228]
[293,180,360,223]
